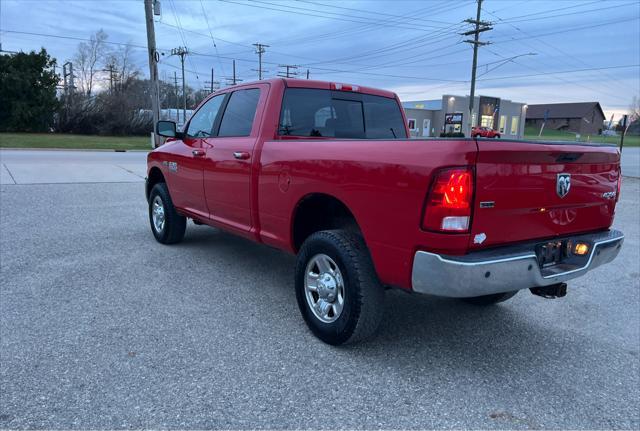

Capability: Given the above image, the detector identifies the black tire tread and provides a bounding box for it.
[149,182,186,244]
[296,230,384,345]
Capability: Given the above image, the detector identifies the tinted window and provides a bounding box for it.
[186,95,224,137]
[362,94,407,138]
[218,89,261,137]
[279,88,407,139]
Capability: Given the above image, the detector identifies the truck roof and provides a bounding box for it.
[225,77,398,99]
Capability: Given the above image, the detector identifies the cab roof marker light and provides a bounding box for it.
[331,83,359,92]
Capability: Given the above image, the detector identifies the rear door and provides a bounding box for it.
[470,140,620,250]
[203,85,266,235]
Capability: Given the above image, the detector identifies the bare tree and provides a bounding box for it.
[106,43,139,91]
[74,29,108,97]
[630,96,640,122]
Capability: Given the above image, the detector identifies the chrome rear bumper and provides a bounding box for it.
[411,229,624,297]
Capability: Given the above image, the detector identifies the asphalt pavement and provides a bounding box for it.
[0,149,639,429]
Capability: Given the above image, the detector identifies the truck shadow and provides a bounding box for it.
[176,225,596,376]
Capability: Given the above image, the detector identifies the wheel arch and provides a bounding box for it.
[146,166,166,201]
[290,193,363,253]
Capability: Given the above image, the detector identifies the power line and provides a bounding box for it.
[219,0,460,32]
[2,28,469,83]
[297,0,459,26]
[199,0,227,79]
[167,0,199,79]
[485,10,636,98]
[493,0,603,23]
[483,7,633,94]
[489,15,640,44]
[267,3,451,46]
[478,64,640,82]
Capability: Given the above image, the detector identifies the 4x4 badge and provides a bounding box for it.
[557,173,571,198]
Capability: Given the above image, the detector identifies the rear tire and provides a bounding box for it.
[461,290,518,306]
[149,183,186,244]
[295,230,384,345]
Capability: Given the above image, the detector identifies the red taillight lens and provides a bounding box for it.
[422,167,474,232]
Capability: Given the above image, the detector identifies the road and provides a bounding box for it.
[621,146,640,178]
[0,149,639,429]
[0,147,638,184]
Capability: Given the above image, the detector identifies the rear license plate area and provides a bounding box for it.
[535,240,571,268]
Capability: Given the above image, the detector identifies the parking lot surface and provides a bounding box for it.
[0,150,639,429]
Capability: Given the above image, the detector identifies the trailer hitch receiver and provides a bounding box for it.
[530,283,567,299]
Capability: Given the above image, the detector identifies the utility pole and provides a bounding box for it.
[620,114,628,155]
[173,71,179,122]
[144,0,161,147]
[62,61,75,97]
[462,0,492,137]
[103,63,116,94]
[170,47,189,124]
[278,64,299,78]
[225,59,242,86]
[204,68,220,93]
[252,43,269,80]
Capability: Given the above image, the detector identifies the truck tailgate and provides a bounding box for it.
[470,140,620,250]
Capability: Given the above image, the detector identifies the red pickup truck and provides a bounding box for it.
[472,126,501,138]
[147,78,624,345]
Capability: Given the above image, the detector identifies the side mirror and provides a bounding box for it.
[156,120,180,138]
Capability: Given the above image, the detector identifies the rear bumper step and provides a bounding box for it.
[411,229,624,298]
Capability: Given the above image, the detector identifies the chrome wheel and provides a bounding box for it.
[304,253,345,323]
[152,195,165,233]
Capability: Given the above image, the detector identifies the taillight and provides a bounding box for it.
[422,167,474,232]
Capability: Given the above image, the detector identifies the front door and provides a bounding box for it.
[169,94,225,219]
[422,119,431,137]
[203,86,265,235]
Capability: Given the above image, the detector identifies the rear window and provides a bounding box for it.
[279,88,407,139]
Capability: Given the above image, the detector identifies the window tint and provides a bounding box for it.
[362,94,407,138]
[186,95,224,137]
[218,89,261,137]
[279,88,407,139]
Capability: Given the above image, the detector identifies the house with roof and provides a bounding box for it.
[525,102,605,136]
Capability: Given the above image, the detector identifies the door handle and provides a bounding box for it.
[233,151,251,160]
[192,149,206,157]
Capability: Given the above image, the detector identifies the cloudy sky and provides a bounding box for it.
[1,0,639,118]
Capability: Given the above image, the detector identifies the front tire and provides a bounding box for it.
[149,183,186,244]
[461,290,518,305]
[295,230,384,345]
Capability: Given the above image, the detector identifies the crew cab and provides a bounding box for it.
[146,78,624,345]
[472,126,501,138]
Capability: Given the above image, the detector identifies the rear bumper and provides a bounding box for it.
[411,229,624,297]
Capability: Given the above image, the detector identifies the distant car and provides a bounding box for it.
[472,126,500,138]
